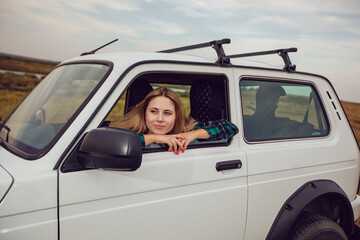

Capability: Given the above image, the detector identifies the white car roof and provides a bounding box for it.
[63,52,212,64]
[61,51,284,70]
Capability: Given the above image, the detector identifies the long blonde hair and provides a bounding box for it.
[111,87,197,134]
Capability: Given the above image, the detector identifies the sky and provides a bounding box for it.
[1,0,360,102]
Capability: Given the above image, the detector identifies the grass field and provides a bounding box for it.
[0,53,59,74]
[342,101,360,144]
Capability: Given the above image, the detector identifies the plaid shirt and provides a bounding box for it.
[195,119,239,141]
[139,119,239,148]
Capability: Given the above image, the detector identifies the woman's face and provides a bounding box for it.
[145,96,176,135]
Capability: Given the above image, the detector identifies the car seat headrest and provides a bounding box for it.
[125,79,153,114]
[190,79,224,122]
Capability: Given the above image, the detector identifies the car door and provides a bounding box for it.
[235,71,358,239]
[58,63,248,240]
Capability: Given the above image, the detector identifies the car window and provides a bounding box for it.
[0,63,110,155]
[104,72,230,151]
[240,79,329,142]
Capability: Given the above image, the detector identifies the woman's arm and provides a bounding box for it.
[139,131,206,154]
[195,119,239,141]
[180,119,239,150]
[141,134,185,154]
[140,120,238,154]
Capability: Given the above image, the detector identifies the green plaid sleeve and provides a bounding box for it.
[195,119,239,141]
[139,134,145,149]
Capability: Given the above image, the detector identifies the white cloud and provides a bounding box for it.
[0,1,139,39]
[63,0,139,13]
[145,20,186,35]
[0,0,142,60]
[77,14,139,37]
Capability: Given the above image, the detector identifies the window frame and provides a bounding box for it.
[239,76,331,143]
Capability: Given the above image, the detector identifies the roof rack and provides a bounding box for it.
[158,38,231,65]
[228,47,297,72]
[158,38,297,72]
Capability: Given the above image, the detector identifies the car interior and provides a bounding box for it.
[104,72,231,151]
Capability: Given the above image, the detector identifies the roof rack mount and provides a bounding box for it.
[158,38,231,65]
[158,38,297,72]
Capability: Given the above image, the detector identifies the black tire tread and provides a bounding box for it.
[289,213,347,240]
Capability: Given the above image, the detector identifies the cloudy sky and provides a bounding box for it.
[1,0,359,102]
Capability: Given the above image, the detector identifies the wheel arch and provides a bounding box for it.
[266,179,354,240]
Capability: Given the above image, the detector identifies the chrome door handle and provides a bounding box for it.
[216,160,242,171]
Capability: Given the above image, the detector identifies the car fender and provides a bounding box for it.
[266,179,354,240]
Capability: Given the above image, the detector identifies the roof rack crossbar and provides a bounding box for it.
[158,38,231,65]
[228,47,297,72]
[158,39,297,71]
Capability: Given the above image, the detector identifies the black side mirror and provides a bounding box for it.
[77,127,142,171]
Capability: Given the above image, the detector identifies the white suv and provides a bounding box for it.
[0,39,359,240]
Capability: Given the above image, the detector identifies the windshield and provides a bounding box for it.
[0,63,110,156]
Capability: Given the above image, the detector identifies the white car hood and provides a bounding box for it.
[0,164,14,203]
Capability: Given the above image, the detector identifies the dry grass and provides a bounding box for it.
[0,89,28,118]
[342,101,360,144]
[341,101,360,227]
[0,72,42,91]
[0,54,58,74]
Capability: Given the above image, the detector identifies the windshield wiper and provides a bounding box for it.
[0,117,11,142]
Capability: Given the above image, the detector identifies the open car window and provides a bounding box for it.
[104,72,230,152]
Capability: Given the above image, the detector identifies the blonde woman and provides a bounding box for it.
[111,87,238,154]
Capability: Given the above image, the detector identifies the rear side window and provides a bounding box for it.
[240,79,329,142]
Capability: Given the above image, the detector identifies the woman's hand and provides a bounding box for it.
[179,129,210,151]
[144,129,210,154]
[144,134,185,154]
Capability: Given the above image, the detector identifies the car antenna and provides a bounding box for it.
[81,39,119,56]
